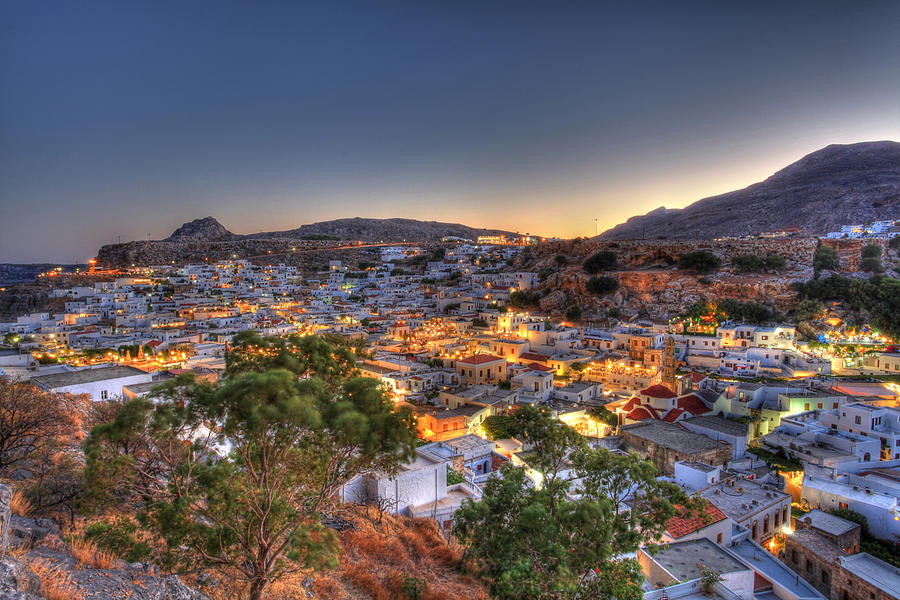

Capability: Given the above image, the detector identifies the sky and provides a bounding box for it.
[1,1,899,262]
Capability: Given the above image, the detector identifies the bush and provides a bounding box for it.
[862,244,882,259]
[890,236,900,250]
[795,274,900,339]
[564,305,583,320]
[732,254,764,272]
[509,291,541,308]
[764,254,786,270]
[861,256,883,273]
[586,276,619,295]
[678,251,721,274]
[446,466,465,485]
[794,299,824,322]
[84,517,152,562]
[813,244,838,271]
[583,251,617,273]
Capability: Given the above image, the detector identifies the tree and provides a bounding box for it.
[861,244,882,259]
[0,381,86,477]
[85,337,418,600]
[472,317,489,328]
[583,251,617,274]
[482,415,516,440]
[861,256,883,273]
[678,251,721,274]
[731,254,764,272]
[764,254,786,270]
[813,244,838,271]
[587,406,618,430]
[890,236,900,250]
[794,299,824,322]
[586,275,618,295]
[564,305,582,321]
[569,362,587,381]
[454,406,694,600]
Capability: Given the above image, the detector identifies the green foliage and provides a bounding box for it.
[588,406,618,430]
[447,465,466,485]
[472,317,489,328]
[85,336,418,600]
[861,244,882,259]
[482,415,516,440]
[731,254,765,272]
[607,307,621,319]
[454,405,696,600]
[678,251,721,274]
[564,305,582,321]
[747,447,802,472]
[890,236,900,250]
[84,517,151,562]
[764,254,786,270]
[583,251,618,274]
[400,575,428,599]
[795,274,900,339]
[509,290,541,308]
[860,256,883,273]
[586,276,619,295]
[813,244,838,271]
[794,299,824,322]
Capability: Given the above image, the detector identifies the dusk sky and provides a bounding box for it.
[2,1,899,262]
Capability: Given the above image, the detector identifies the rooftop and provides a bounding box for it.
[838,553,900,598]
[682,415,749,436]
[457,353,503,365]
[699,479,789,521]
[798,509,859,537]
[621,420,729,455]
[665,500,728,540]
[31,365,149,389]
[652,538,747,582]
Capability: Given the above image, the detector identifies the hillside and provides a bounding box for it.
[95,217,521,266]
[601,141,900,240]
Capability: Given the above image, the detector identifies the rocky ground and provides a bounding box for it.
[513,237,820,320]
[0,515,209,600]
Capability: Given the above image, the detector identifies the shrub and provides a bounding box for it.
[447,466,465,485]
[583,251,617,273]
[862,244,882,259]
[83,517,152,562]
[678,250,721,273]
[890,236,900,250]
[861,257,883,273]
[813,244,838,271]
[794,299,824,322]
[400,574,428,599]
[586,276,619,295]
[732,254,764,272]
[564,305,583,320]
[764,254,786,270]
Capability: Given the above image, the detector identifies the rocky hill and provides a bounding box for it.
[601,141,900,240]
[166,217,235,242]
[96,218,520,266]
[249,217,518,242]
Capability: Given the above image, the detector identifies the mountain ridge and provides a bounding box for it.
[601,140,900,240]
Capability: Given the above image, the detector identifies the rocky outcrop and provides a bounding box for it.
[0,515,209,600]
[515,237,817,319]
[601,141,900,239]
[166,217,234,242]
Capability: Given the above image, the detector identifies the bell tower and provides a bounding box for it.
[663,336,677,394]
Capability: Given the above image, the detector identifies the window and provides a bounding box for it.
[821,570,830,585]
[804,403,810,411]
[839,502,848,510]
[855,416,862,425]
[716,533,723,543]
[100,390,108,400]
[764,515,769,533]
[775,512,780,527]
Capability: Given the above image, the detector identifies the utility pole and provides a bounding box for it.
[594,218,599,237]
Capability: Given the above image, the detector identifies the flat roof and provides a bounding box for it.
[798,509,859,537]
[838,553,900,597]
[652,539,747,582]
[31,365,149,389]
[682,415,749,436]
[621,420,729,455]
[699,479,788,521]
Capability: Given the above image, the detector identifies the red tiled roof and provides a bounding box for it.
[677,394,710,416]
[525,362,554,372]
[519,352,549,362]
[622,397,642,412]
[687,372,707,383]
[662,408,685,423]
[641,384,677,399]
[665,501,727,539]
[458,353,503,365]
[625,407,655,421]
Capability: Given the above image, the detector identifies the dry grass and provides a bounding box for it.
[69,537,117,570]
[28,560,81,600]
[10,489,32,517]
